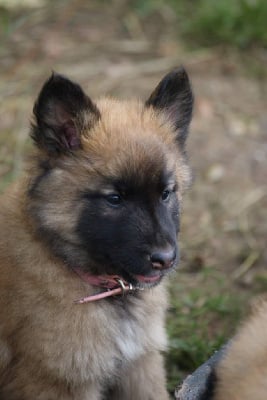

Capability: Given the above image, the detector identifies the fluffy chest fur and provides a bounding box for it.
[20,286,168,385]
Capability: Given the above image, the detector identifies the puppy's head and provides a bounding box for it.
[28,69,193,288]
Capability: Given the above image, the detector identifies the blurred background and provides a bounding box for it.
[0,0,267,393]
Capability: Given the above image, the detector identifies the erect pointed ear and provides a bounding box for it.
[31,73,100,154]
[145,67,193,146]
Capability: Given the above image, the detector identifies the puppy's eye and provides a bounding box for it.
[106,194,122,207]
[161,189,171,202]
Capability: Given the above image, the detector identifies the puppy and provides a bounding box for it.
[214,300,267,400]
[0,68,193,399]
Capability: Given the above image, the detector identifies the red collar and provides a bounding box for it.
[74,272,137,304]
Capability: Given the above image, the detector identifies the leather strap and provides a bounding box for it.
[73,271,137,304]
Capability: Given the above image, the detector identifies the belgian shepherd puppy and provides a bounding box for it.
[214,300,267,400]
[0,68,193,400]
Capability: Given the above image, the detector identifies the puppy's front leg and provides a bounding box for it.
[111,350,170,400]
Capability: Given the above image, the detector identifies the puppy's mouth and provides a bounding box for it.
[131,270,163,286]
[73,267,165,304]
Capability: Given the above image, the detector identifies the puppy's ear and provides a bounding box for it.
[146,67,193,147]
[31,73,100,154]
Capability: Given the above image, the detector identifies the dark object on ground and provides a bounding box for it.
[175,345,228,400]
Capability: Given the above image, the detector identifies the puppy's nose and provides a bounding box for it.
[150,247,176,270]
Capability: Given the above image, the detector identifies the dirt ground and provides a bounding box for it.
[1,0,267,385]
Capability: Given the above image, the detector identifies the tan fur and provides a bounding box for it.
[0,94,191,399]
[214,300,267,400]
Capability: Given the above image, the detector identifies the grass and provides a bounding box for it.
[0,6,10,37]
[166,267,247,393]
[131,0,267,50]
